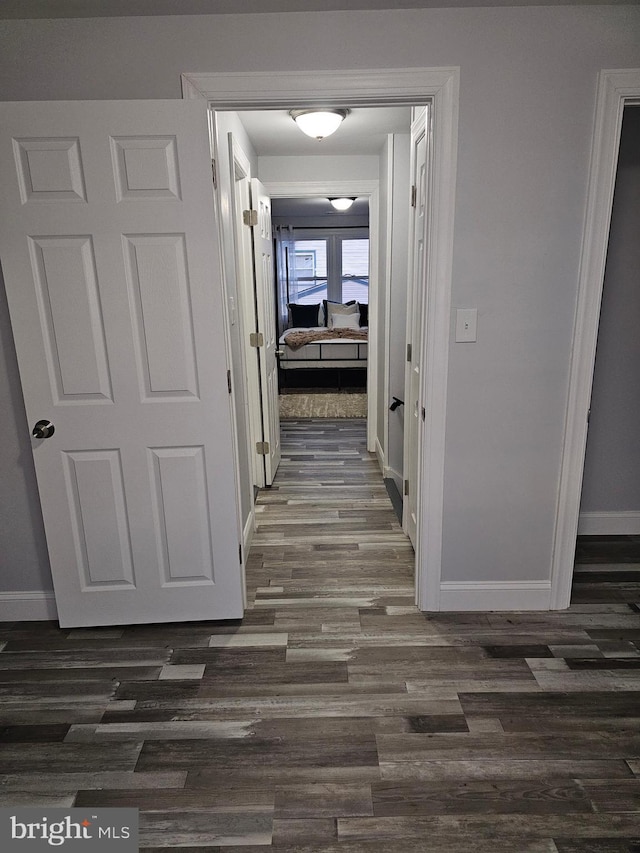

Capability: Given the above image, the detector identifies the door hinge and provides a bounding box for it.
[421,406,426,422]
[226,369,232,395]
[211,159,217,189]
[404,479,410,497]
[411,184,417,207]
[249,331,264,347]
[243,209,258,227]
[406,343,412,363]
[239,543,243,564]
[587,408,591,424]
[256,441,270,455]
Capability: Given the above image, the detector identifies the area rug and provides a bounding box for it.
[279,392,367,419]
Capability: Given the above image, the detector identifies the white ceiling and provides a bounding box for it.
[0,0,627,19]
[236,106,412,156]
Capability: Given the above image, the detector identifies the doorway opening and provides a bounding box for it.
[183,67,460,612]
[274,207,370,407]
[551,70,640,610]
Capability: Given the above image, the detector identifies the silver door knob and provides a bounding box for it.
[275,350,285,357]
[32,419,55,439]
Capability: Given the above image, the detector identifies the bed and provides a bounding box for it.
[279,325,368,370]
[278,301,368,386]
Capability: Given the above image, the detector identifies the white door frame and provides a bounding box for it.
[182,67,459,612]
[551,69,640,609]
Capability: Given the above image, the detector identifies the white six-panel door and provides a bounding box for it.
[250,178,281,485]
[0,100,244,627]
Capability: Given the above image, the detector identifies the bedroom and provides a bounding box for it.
[273,195,370,404]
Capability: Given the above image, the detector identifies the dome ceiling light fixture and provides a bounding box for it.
[289,108,349,140]
[329,197,356,212]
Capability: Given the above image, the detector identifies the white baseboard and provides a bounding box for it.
[438,580,552,612]
[242,508,255,557]
[0,591,58,622]
[383,465,403,490]
[578,511,640,535]
[375,437,385,474]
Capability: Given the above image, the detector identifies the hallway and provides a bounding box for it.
[0,419,638,849]
[247,418,415,612]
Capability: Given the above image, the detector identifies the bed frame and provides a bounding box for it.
[278,329,368,389]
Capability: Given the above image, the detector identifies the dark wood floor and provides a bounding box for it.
[1,418,639,851]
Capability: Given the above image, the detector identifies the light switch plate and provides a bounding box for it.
[455,308,477,342]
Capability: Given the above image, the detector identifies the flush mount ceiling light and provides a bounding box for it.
[290,108,349,140]
[329,197,356,211]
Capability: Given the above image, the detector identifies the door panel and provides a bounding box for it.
[63,449,135,588]
[251,178,281,485]
[123,233,199,399]
[30,234,113,401]
[0,100,244,627]
[404,113,429,547]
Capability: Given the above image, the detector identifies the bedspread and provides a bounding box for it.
[284,328,368,351]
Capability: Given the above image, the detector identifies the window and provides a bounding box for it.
[341,239,370,304]
[292,241,327,304]
[290,230,368,307]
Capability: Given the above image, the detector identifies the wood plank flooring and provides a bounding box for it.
[1,418,639,851]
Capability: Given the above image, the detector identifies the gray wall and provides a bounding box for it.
[0,6,639,593]
[0,266,53,591]
[580,106,640,517]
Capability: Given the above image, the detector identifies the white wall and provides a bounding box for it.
[0,6,639,598]
[579,106,640,531]
[258,155,379,184]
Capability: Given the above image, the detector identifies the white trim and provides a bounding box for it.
[550,69,640,610]
[239,506,256,611]
[439,581,552,612]
[243,508,256,556]
[0,591,58,622]
[182,68,460,108]
[384,464,403,487]
[416,74,458,611]
[375,436,385,474]
[182,66,460,615]
[578,511,640,536]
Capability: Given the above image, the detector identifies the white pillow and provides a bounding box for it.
[326,301,359,326]
[331,312,361,330]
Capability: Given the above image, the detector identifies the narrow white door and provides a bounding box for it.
[0,100,244,627]
[250,178,281,485]
[403,110,430,547]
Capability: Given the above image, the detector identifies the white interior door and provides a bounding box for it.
[229,137,264,489]
[250,178,281,485]
[0,100,244,628]
[403,111,429,547]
